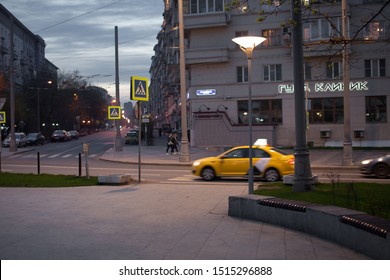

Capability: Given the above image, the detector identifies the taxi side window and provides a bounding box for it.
[253,149,270,158]
[225,149,246,158]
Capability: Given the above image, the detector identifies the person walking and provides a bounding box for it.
[170,133,179,154]
[165,133,173,155]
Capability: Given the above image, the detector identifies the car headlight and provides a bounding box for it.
[192,161,201,167]
[361,159,372,165]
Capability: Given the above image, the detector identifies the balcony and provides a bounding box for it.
[186,47,229,65]
[184,12,230,29]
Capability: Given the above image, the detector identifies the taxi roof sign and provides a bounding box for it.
[131,76,149,101]
[108,106,121,120]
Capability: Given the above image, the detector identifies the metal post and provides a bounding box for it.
[37,152,40,175]
[342,0,353,166]
[0,97,5,173]
[247,51,254,194]
[114,26,122,151]
[78,153,82,176]
[138,102,142,183]
[291,0,315,192]
[178,0,190,162]
[37,88,40,132]
[9,15,17,152]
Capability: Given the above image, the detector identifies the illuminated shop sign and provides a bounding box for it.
[196,89,216,96]
[278,81,369,94]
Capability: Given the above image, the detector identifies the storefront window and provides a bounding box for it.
[309,98,344,123]
[238,99,282,124]
[366,96,387,123]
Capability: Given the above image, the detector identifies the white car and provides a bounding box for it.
[2,132,27,147]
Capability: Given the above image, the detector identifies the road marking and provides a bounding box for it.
[49,153,62,158]
[21,154,35,158]
[8,155,22,159]
[62,154,72,158]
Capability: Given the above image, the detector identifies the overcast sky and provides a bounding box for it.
[2,0,164,103]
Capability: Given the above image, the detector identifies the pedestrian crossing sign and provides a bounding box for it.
[0,111,5,123]
[108,106,121,120]
[131,76,149,101]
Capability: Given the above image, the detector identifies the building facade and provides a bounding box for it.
[0,4,57,93]
[149,0,390,147]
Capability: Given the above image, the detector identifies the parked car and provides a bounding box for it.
[66,131,72,141]
[2,132,27,148]
[68,130,79,140]
[125,130,139,145]
[26,132,45,145]
[51,130,68,142]
[192,144,294,182]
[359,155,390,179]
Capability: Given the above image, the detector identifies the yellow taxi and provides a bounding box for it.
[192,145,294,182]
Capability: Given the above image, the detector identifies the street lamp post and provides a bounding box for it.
[232,36,266,194]
[178,0,190,162]
[291,0,315,191]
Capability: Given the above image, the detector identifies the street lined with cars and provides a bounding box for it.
[2,132,27,148]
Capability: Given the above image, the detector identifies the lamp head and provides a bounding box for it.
[232,36,266,51]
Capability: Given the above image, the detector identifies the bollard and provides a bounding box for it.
[37,152,40,175]
[78,153,82,176]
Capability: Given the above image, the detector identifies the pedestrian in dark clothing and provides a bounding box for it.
[165,133,173,154]
[170,133,179,154]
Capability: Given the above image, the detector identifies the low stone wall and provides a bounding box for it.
[228,195,390,259]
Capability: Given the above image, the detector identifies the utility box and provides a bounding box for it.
[354,129,365,139]
[320,129,331,138]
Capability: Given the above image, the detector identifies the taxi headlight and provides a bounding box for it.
[193,161,201,167]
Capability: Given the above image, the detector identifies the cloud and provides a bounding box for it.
[2,0,163,102]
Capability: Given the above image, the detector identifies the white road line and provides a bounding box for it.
[48,153,62,158]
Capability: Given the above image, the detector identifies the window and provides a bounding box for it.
[224,148,247,158]
[326,61,342,79]
[262,29,282,47]
[365,59,386,77]
[238,99,282,125]
[309,98,344,124]
[264,64,282,81]
[190,0,224,14]
[304,62,312,80]
[235,31,248,48]
[366,96,387,123]
[303,17,342,41]
[364,21,385,40]
[237,66,248,83]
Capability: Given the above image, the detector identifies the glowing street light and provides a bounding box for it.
[232,36,266,194]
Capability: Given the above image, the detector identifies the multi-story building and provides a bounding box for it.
[149,0,390,147]
[0,3,57,92]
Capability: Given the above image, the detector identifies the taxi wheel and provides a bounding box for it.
[201,167,215,181]
[265,168,280,182]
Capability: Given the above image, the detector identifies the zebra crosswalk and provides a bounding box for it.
[7,153,99,159]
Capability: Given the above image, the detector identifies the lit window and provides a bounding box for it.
[262,29,281,47]
[364,21,385,40]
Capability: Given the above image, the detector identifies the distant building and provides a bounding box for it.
[0,3,58,92]
[150,0,390,147]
